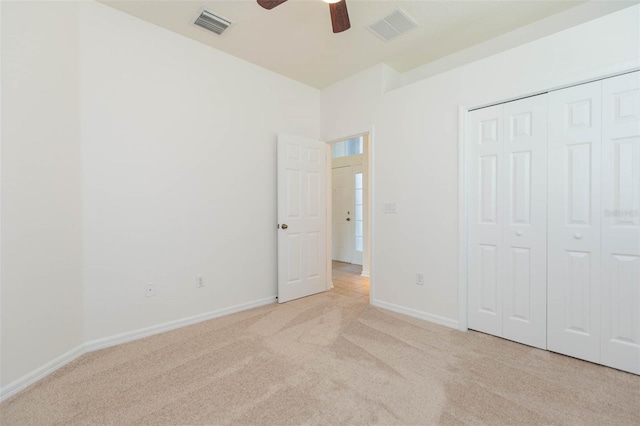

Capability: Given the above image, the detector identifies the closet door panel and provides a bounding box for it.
[601,72,640,374]
[502,95,548,349]
[547,81,602,363]
[468,105,504,337]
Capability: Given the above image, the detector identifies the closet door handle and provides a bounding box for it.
[516,230,523,236]
[574,232,582,239]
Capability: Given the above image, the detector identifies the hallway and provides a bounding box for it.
[331,261,369,297]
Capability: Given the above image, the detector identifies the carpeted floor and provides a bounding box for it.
[1,263,638,425]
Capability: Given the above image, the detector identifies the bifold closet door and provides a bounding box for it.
[548,73,640,374]
[601,72,640,374]
[469,104,504,337]
[547,80,602,364]
[468,95,548,349]
[502,96,548,349]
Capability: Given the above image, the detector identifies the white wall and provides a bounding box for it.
[1,0,319,394]
[1,2,84,387]
[322,5,640,326]
[79,2,320,341]
[321,64,399,142]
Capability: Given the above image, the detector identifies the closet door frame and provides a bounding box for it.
[458,67,640,333]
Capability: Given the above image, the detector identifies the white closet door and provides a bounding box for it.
[547,81,602,363]
[502,96,548,349]
[468,105,504,337]
[601,72,640,374]
[468,95,547,348]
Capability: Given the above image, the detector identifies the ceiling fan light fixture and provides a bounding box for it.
[257,0,350,33]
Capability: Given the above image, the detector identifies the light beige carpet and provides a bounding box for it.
[1,264,638,425]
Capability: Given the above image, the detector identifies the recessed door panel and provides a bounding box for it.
[307,171,320,218]
[480,155,498,224]
[332,166,353,263]
[286,169,301,218]
[479,244,498,314]
[287,233,301,284]
[510,247,531,322]
[308,232,320,279]
[567,143,592,225]
[510,151,531,225]
[609,255,639,344]
[566,250,592,335]
[613,138,640,227]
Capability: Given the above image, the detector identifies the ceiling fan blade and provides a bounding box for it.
[329,0,351,33]
[257,0,288,10]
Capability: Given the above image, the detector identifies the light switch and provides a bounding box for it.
[383,202,397,214]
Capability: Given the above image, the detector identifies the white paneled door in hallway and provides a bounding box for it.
[332,165,354,264]
[277,134,327,303]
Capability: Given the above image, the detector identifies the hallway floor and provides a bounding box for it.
[331,261,369,297]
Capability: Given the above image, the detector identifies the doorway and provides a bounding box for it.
[328,134,371,296]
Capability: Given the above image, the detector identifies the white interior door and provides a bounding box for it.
[501,95,548,349]
[468,95,547,349]
[332,166,353,263]
[600,71,640,374]
[277,134,327,303]
[468,104,504,337]
[547,81,602,363]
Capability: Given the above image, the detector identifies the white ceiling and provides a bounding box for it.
[100,0,591,88]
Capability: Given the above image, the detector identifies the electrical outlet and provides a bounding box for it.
[197,275,205,288]
[145,284,155,297]
[415,273,424,286]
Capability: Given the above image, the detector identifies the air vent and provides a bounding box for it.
[368,9,417,42]
[193,9,233,35]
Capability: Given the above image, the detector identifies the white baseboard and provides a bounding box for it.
[371,298,459,330]
[360,270,370,277]
[0,344,85,402]
[84,296,276,352]
[0,296,277,402]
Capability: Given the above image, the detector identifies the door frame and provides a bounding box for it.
[458,63,640,333]
[326,129,374,302]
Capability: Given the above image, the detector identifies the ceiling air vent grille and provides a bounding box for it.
[193,9,232,35]
[368,9,418,42]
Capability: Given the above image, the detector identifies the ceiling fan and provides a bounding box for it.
[257,0,351,34]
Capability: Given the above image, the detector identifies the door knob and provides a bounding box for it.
[516,230,523,236]
[346,218,351,221]
[281,224,288,230]
[574,232,582,239]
